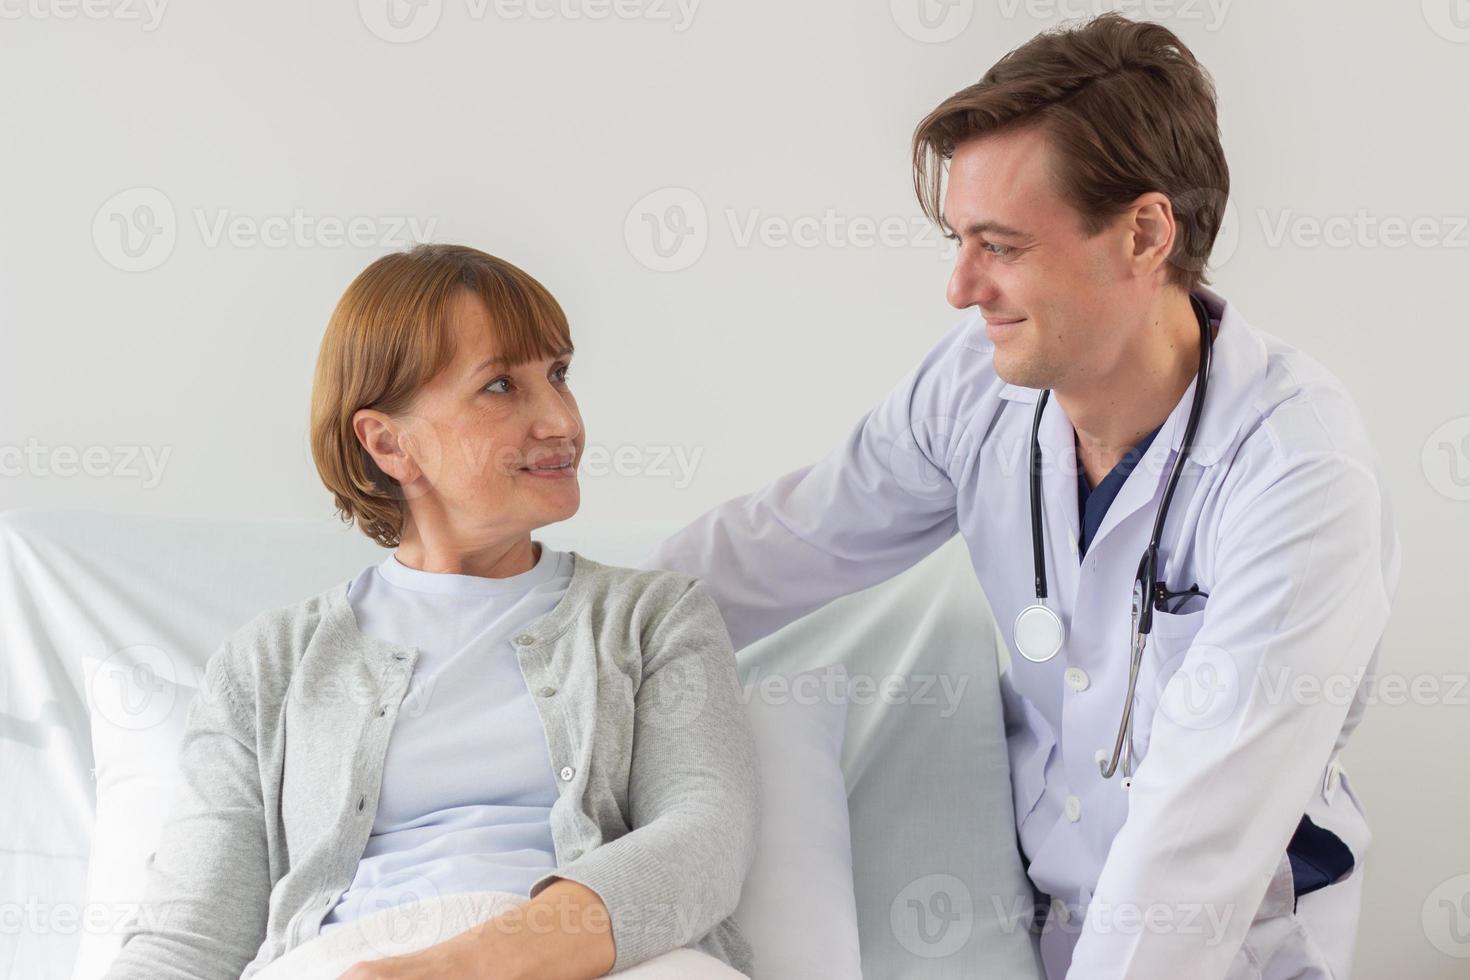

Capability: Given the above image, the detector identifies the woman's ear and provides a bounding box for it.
[353,408,420,486]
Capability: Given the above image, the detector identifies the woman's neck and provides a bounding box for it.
[393,521,539,578]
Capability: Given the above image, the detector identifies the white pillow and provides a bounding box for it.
[735,665,860,979]
[75,647,201,980]
[77,656,859,980]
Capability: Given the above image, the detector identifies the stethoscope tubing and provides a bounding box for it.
[1019,294,1216,782]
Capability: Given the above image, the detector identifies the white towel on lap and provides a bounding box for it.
[251,890,748,979]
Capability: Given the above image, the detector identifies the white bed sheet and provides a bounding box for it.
[1,507,1042,979]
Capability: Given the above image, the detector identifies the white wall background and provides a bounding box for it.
[3,1,1467,976]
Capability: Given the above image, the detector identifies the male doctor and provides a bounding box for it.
[645,13,1399,980]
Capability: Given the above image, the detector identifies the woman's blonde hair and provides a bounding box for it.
[310,243,572,548]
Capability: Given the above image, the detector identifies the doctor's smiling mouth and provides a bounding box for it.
[981,312,1028,342]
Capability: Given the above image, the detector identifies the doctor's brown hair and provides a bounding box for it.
[309,243,572,549]
[912,13,1229,293]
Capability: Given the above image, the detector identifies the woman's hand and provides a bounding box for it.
[334,926,497,980]
[334,879,614,980]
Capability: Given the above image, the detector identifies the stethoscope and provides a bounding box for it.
[1011,293,1214,786]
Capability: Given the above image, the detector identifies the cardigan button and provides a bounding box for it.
[515,634,535,646]
[537,686,557,698]
[559,766,575,781]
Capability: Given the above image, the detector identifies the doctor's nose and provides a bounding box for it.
[946,255,1000,311]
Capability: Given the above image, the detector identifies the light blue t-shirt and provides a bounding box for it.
[319,540,571,931]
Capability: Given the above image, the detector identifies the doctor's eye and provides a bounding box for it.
[982,242,1014,257]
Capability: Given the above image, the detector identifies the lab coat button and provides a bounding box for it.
[1065,667,1090,692]
[1051,897,1071,924]
[1069,536,1078,556]
[559,766,575,781]
[1065,795,1082,822]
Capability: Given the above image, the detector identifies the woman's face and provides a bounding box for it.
[365,290,584,540]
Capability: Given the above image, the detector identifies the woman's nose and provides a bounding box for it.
[530,383,581,440]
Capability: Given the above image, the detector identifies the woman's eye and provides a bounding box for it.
[553,364,570,383]
[484,377,511,394]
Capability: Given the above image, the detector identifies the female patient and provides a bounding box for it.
[105,244,759,980]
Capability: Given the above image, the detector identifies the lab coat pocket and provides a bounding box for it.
[1132,607,1209,757]
[1226,853,1295,980]
[1148,606,1208,640]
[1232,851,1338,980]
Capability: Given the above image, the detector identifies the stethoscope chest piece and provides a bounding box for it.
[1013,603,1064,663]
[1014,293,1216,781]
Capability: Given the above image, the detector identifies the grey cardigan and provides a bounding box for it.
[104,553,760,979]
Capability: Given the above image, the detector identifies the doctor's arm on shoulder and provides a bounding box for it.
[642,320,971,650]
[1066,449,1396,980]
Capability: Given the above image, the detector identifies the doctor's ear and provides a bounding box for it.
[352,408,424,487]
[1123,192,1178,280]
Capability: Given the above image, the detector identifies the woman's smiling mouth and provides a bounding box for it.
[519,453,576,478]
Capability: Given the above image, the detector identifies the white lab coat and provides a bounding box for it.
[645,286,1400,979]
